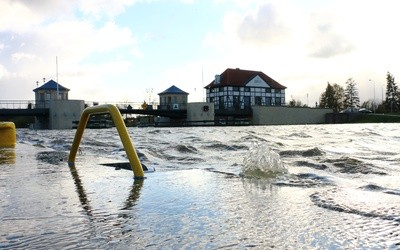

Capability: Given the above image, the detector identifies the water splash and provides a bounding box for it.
[241,142,288,178]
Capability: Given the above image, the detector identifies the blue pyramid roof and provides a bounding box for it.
[33,80,69,92]
[158,85,188,95]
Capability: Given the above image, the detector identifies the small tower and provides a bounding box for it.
[158,85,189,110]
[33,80,70,108]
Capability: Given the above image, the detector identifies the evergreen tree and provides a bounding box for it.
[319,82,344,112]
[332,83,344,112]
[385,72,399,112]
[343,78,360,108]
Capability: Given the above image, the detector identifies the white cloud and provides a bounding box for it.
[11,52,37,63]
[0,0,142,100]
[237,3,290,45]
[79,0,142,19]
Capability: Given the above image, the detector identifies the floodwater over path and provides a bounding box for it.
[1,124,399,248]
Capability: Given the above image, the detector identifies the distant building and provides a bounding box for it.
[33,80,70,108]
[32,79,84,129]
[158,85,189,110]
[205,68,286,111]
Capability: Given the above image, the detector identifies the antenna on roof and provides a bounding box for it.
[202,67,205,102]
[56,56,59,99]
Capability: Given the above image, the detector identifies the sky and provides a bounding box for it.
[1,0,400,106]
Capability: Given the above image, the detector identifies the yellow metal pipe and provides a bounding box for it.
[68,104,145,178]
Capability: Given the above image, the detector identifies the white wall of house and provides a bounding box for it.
[206,85,285,109]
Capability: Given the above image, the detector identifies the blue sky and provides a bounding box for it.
[1,0,400,106]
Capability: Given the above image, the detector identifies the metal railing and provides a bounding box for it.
[0,100,36,109]
[0,100,159,110]
[68,104,145,179]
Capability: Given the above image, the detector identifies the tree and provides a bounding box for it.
[319,82,344,112]
[343,78,360,108]
[385,72,399,112]
[332,83,344,111]
[288,98,303,107]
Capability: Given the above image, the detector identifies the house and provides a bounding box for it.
[32,80,84,129]
[205,68,286,111]
[158,85,189,110]
[33,80,70,108]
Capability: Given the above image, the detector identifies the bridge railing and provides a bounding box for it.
[0,100,160,111]
[85,101,159,110]
[0,100,36,109]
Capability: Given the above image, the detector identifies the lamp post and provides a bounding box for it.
[369,79,376,112]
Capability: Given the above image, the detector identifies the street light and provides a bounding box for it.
[369,79,376,112]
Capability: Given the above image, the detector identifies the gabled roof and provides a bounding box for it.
[205,68,286,89]
[158,85,189,95]
[33,80,70,92]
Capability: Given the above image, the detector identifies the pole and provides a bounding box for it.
[56,56,59,99]
[369,79,376,112]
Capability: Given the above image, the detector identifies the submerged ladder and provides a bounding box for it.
[68,104,145,179]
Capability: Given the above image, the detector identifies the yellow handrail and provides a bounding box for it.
[68,104,145,179]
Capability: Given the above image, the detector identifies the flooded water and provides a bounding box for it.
[1,123,400,248]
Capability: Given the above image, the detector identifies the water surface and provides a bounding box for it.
[1,123,399,248]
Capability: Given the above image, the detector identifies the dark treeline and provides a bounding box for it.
[318,72,400,113]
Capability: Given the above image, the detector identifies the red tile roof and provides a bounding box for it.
[205,68,286,89]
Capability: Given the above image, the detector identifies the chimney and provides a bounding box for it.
[215,74,221,85]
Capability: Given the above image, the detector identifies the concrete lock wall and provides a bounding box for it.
[187,102,215,125]
[252,106,332,125]
[49,100,85,129]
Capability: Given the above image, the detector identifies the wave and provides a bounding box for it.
[204,142,249,151]
[360,184,400,196]
[293,160,328,170]
[274,173,333,188]
[287,132,312,138]
[36,151,69,165]
[175,144,198,154]
[310,188,400,222]
[280,147,325,157]
[323,156,387,175]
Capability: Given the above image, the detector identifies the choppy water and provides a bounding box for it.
[1,123,400,249]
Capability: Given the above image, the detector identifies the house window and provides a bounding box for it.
[244,96,250,108]
[265,97,271,106]
[244,87,250,92]
[219,96,224,110]
[275,97,281,106]
[266,88,271,93]
[276,89,281,94]
[255,96,262,105]
[233,86,239,91]
[233,96,240,109]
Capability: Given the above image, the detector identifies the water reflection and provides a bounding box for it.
[122,180,144,211]
[0,148,16,164]
[67,163,143,219]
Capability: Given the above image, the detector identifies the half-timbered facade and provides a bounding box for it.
[205,68,286,111]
